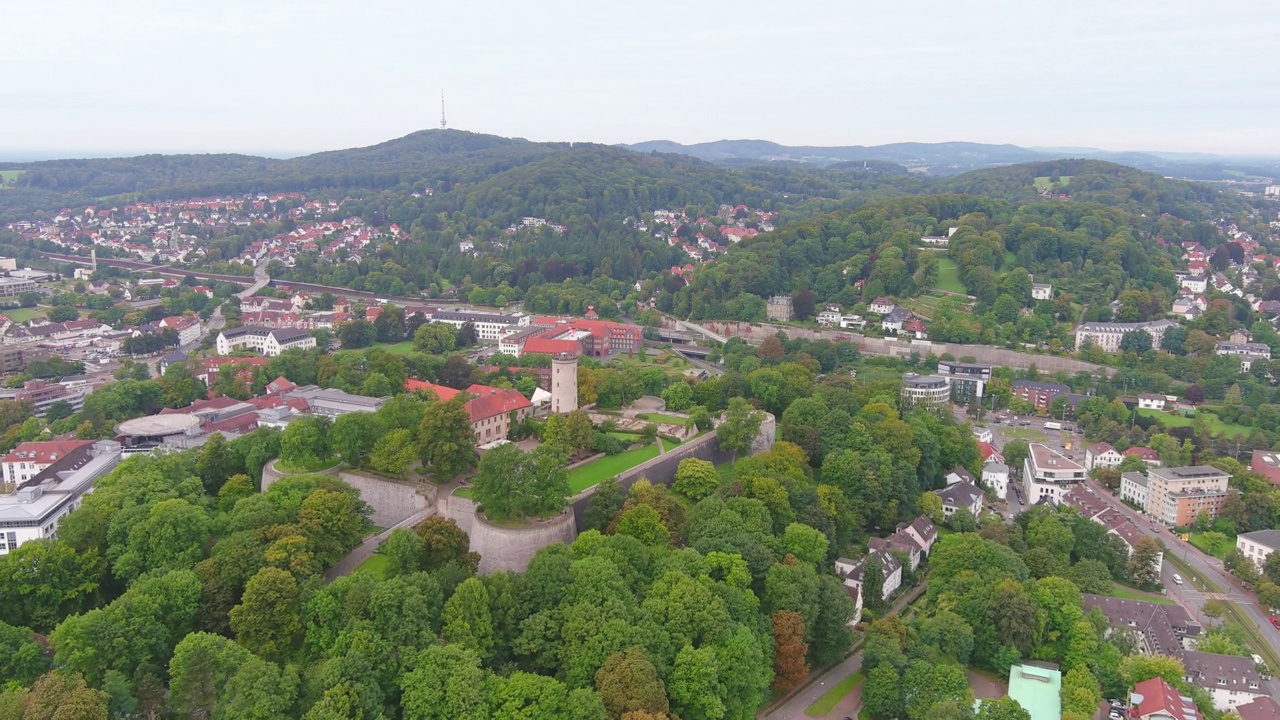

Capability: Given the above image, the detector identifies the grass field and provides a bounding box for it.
[276,457,341,474]
[1138,409,1251,439]
[453,487,474,499]
[934,257,967,294]
[636,413,690,425]
[614,350,692,372]
[1001,427,1048,442]
[1033,175,1072,191]
[1189,532,1233,559]
[354,553,388,578]
[371,340,416,355]
[0,170,23,187]
[2,307,45,322]
[1112,582,1174,605]
[805,672,862,717]
[567,444,661,492]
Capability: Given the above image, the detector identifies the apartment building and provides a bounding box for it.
[1145,466,1231,526]
[216,326,317,356]
[1074,319,1179,353]
[429,309,530,341]
[900,374,951,412]
[1,440,93,486]
[1235,529,1280,573]
[1023,443,1087,504]
[1012,379,1070,412]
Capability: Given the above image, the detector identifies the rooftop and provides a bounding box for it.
[1027,443,1085,474]
[1007,663,1061,720]
[115,413,201,437]
[1239,529,1280,552]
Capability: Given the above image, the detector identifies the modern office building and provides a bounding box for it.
[1023,443,1087,504]
[0,440,122,554]
[899,374,951,412]
[1145,466,1230,526]
[935,360,991,404]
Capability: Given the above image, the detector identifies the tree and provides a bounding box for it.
[369,428,417,477]
[1120,654,1185,687]
[1127,536,1163,586]
[439,355,475,389]
[443,577,495,661]
[415,516,479,573]
[374,304,406,342]
[158,365,206,408]
[414,322,456,354]
[772,610,810,692]
[1119,330,1153,354]
[584,476,626,532]
[22,671,109,720]
[864,665,904,720]
[661,381,694,412]
[543,410,596,455]
[0,619,49,685]
[471,444,570,521]
[758,336,785,363]
[280,415,331,468]
[673,458,719,501]
[338,320,377,348]
[168,632,251,720]
[668,644,725,720]
[595,646,670,719]
[48,305,81,322]
[0,539,104,633]
[1002,439,1029,473]
[717,397,763,461]
[229,567,301,659]
[382,527,425,577]
[614,505,669,546]
[988,579,1036,655]
[330,412,386,467]
[862,557,886,611]
[195,432,240,494]
[903,660,970,720]
[112,499,212,581]
[783,523,829,566]
[976,697,1031,720]
[1184,385,1206,405]
[418,398,477,480]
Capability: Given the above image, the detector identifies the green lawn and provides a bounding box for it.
[934,257,967,294]
[614,350,692,371]
[2,307,45,322]
[453,487,474,499]
[1138,409,1251,439]
[371,340,417,355]
[805,672,862,717]
[1189,532,1233,560]
[636,412,690,425]
[1033,175,1072,191]
[354,553,388,579]
[1112,582,1174,605]
[0,170,23,187]
[1001,427,1048,442]
[567,444,661,492]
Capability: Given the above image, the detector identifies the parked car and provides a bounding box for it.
[1269,617,1279,628]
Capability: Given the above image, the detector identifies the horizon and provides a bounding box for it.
[2,1,1277,159]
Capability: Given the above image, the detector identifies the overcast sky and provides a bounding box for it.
[2,0,1277,159]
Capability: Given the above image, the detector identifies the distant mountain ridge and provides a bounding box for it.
[622,138,1280,181]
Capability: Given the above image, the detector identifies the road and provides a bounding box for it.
[1081,479,1280,696]
[762,584,926,720]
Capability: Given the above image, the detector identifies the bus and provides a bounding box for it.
[1044,421,1062,430]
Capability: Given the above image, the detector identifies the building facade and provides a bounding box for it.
[900,374,951,412]
[1012,379,1070,412]
[1074,320,1179,353]
[430,309,530,341]
[1024,443,1087,504]
[0,441,122,555]
[217,326,317,356]
[1120,472,1150,508]
[936,361,991,404]
[1145,466,1230,526]
[1235,529,1280,572]
[766,296,794,322]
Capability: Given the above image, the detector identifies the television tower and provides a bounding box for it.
[440,91,447,130]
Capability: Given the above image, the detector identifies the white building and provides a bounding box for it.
[1235,529,1280,573]
[835,548,903,625]
[935,468,985,516]
[982,460,1010,500]
[1024,443,1087,504]
[157,315,203,346]
[0,440,122,555]
[900,373,951,413]
[1120,472,1150,508]
[2,440,93,486]
[1180,275,1208,293]
[429,309,530,341]
[1086,442,1124,471]
[1075,320,1179,353]
[1032,283,1053,301]
[216,326,317,357]
[1137,394,1167,411]
[816,309,842,327]
[1215,342,1271,372]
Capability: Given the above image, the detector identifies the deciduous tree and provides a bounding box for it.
[771,610,810,692]
[418,398,477,480]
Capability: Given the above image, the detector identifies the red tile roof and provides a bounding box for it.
[2,440,94,467]
[404,379,460,400]
[1132,677,1201,720]
[1124,447,1160,461]
[523,337,583,356]
[465,386,532,421]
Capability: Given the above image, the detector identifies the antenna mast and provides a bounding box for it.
[440,91,447,130]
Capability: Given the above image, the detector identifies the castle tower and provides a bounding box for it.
[551,352,578,414]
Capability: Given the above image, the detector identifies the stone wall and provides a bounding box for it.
[468,509,578,574]
[261,460,433,529]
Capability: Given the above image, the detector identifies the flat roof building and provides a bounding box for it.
[1007,663,1061,720]
[1023,443,1086,504]
[0,440,122,554]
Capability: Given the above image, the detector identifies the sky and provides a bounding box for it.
[2,0,1278,159]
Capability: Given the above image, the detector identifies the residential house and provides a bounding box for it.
[934,476,984,517]
[881,306,914,334]
[1182,651,1267,710]
[404,380,533,445]
[1138,394,1168,411]
[1236,697,1280,720]
[1086,442,1124,471]
[1130,677,1203,720]
[1235,529,1280,572]
[1,440,94,486]
[1032,283,1053,301]
[1075,320,1179,353]
[1082,593,1200,657]
[1124,446,1163,467]
[766,296,794,322]
[868,297,896,315]
[157,315,202,346]
[982,460,1010,500]
[1215,342,1271,372]
[835,548,903,625]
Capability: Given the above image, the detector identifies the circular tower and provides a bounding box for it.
[550,352,579,414]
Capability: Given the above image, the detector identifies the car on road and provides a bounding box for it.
[1270,617,1279,628]
[1172,574,1183,585]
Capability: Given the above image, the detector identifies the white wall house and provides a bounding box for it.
[1236,529,1280,572]
[216,326,317,357]
[1086,442,1124,471]
[835,549,903,625]
[982,460,1010,500]
[1138,394,1167,411]
[1120,472,1150,509]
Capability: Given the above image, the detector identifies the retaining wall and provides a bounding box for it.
[262,460,434,528]
[468,509,578,574]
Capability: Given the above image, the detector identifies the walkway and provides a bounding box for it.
[323,507,433,582]
[762,583,926,720]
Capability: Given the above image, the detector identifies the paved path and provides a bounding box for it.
[324,508,433,582]
[762,584,926,720]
